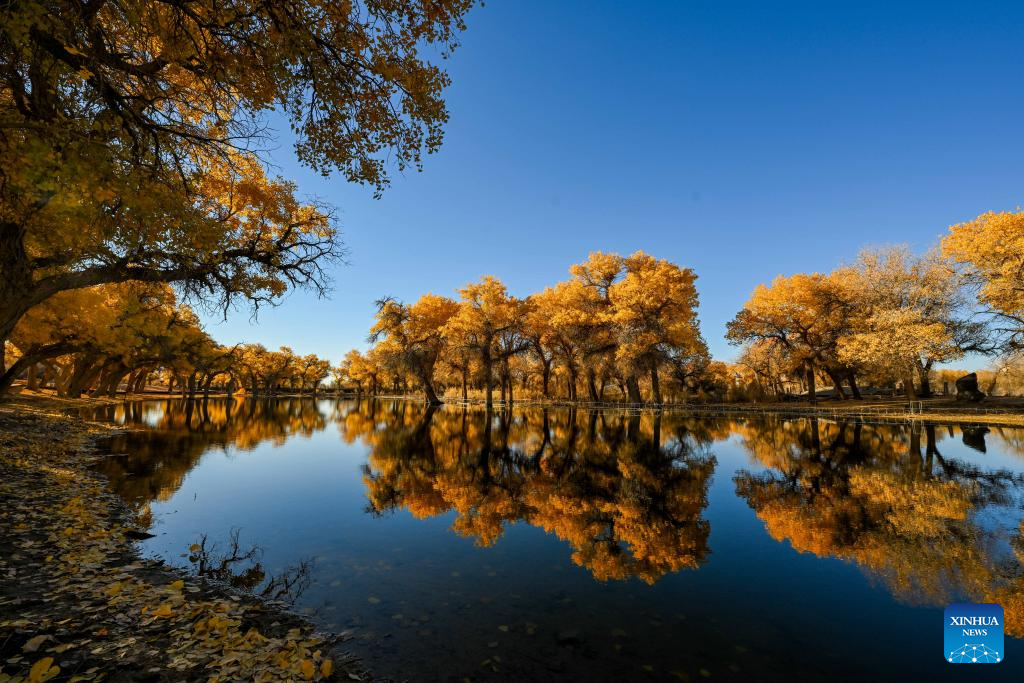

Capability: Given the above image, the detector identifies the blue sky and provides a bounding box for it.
[198,0,1024,365]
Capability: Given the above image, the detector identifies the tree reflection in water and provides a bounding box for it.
[89,398,1024,637]
[732,416,1024,637]
[349,400,718,584]
[91,397,327,603]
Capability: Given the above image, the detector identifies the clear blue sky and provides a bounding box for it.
[198,0,1024,366]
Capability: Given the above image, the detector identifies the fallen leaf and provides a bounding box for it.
[28,657,59,683]
[23,635,50,653]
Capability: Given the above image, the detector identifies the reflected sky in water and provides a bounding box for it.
[88,398,1024,682]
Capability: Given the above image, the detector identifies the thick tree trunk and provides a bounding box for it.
[626,375,642,403]
[89,367,111,398]
[804,360,817,404]
[650,365,661,404]
[133,370,149,393]
[848,372,862,399]
[0,341,75,393]
[824,367,847,400]
[108,368,130,397]
[903,371,918,400]
[66,359,102,398]
[25,363,39,390]
[461,368,468,401]
[41,363,57,391]
[420,370,442,406]
[916,361,933,398]
[0,223,34,374]
[586,370,599,401]
[0,354,35,393]
[91,367,114,398]
[541,360,551,399]
[125,369,140,394]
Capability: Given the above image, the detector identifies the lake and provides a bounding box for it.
[85,398,1024,681]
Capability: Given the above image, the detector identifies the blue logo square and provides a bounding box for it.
[944,603,1004,663]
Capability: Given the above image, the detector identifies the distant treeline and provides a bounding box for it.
[340,211,1024,405]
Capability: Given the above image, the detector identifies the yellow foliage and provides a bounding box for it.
[943,210,1024,326]
[27,658,59,683]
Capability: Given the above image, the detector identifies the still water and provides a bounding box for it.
[85,398,1024,681]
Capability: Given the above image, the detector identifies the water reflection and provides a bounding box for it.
[88,398,1024,646]
[352,403,716,583]
[94,397,329,507]
[732,417,1024,637]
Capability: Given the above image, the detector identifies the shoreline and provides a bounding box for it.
[0,394,365,682]
[349,393,1024,428]
[16,387,1024,428]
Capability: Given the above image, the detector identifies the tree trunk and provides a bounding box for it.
[89,367,112,398]
[626,375,642,403]
[91,362,127,397]
[133,370,149,393]
[0,222,34,374]
[848,372,862,399]
[125,369,140,394]
[916,360,933,398]
[804,360,817,404]
[0,354,36,393]
[420,369,442,406]
[482,345,494,410]
[586,370,599,401]
[461,367,468,401]
[824,367,847,400]
[903,371,918,400]
[650,365,661,404]
[41,363,57,391]
[108,368,130,397]
[541,359,551,399]
[66,359,102,398]
[25,363,39,390]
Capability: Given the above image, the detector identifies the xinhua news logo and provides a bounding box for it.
[944,603,1004,663]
